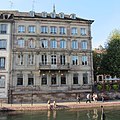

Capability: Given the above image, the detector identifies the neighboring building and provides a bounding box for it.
[0,8,94,103]
[0,12,13,101]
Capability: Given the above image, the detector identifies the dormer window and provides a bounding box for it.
[70,14,76,19]
[51,12,56,18]
[59,12,64,19]
[29,11,35,17]
[42,12,47,18]
[2,14,12,19]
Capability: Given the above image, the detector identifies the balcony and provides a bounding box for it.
[39,62,70,71]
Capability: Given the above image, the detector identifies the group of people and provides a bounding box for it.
[77,93,99,103]
[47,100,56,110]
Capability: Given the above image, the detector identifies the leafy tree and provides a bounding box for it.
[93,46,105,81]
[101,29,120,78]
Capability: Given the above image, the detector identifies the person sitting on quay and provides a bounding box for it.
[47,100,51,110]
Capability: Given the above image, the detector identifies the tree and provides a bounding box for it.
[93,46,105,81]
[102,29,120,77]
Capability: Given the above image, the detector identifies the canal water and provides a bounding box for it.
[0,107,120,120]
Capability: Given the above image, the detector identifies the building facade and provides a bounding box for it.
[1,9,94,103]
[0,12,13,100]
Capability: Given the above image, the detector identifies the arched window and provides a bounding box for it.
[28,38,35,48]
[41,39,48,48]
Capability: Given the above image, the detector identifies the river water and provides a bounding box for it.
[0,107,120,120]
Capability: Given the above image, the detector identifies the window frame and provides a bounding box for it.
[0,57,5,69]
[0,39,7,50]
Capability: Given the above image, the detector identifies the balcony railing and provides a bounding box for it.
[39,62,70,70]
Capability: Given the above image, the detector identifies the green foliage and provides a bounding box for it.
[97,84,103,91]
[101,29,120,77]
[112,84,119,91]
[105,84,111,91]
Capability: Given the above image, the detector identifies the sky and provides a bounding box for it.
[0,0,120,48]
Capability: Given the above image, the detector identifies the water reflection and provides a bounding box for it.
[0,107,120,120]
[92,109,98,120]
[47,110,57,120]
[101,106,106,120]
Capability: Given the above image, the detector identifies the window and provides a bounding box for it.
[70,14,76,19]
[50,39,57,48]
[51,13,56,18]
[0,39,7,50]
[72,40,78,49]
[0,75,5,88]
[42,12,47,17]
[18,25,25,33]
[28,25,35,33]
[41,39,48,48]
[51,74,56,85]
[18,39,24,48]
[80,28,86,35]
[28,74,34,85]
[98,76,102,81]
[51,55,56,65]
[82,56,88,65]
[18,54,23,65]
[61,74,66,84]
[72,56,78,65]
[28,54,34,65]
[17,74,23,85]
[0,57,5,69]
[41,74,47,85]
[60,27,66,34]
[0,24,7,34]
[59,12,64,18]
[60,55,65,65]
[28,39,35,48]
[41,26,48,33]
[81,41,87,50]
[83,73,88,84]
[42,54,47,65]
[50,26,57,34]
[71,27,77,35]
[60,39,66,48]
[73,73,78,84]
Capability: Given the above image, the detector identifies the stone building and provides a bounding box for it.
[0,12,14,101]
[0,8,94,103]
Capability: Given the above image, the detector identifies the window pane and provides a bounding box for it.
[72,56,78,65]
[0,24,7,34]
[71,27,77,35]
[61,74,66,84]
[18,39,24,47]
[28,26,35,33]
[83,73,88,84]
[72,40,78,49]
[17,74,23,85]
[41,39,48,48]
[0,76,5,88]
[60,40,66,48]
[0,39,7,49]
[51,74,56,85]
[41,26,48,33]
[50,26,57,34]
[41,74,47,85]
[28,74,34,85]
[51,40,57,48]
[82,56,88,65]
[18,25,25,33]
[0,57,5,69]
[81,41,87,49]
[73,73,78,84]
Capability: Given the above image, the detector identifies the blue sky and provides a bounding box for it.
[0,0,119,48]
